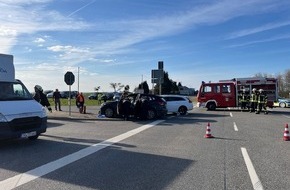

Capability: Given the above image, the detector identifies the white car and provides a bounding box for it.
[161,95,193,115]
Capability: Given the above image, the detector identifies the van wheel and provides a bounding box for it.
[207,103,216,111]
[28,135,39,140]
[178,106,187,115]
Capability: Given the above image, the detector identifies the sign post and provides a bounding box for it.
[151,68,164,95]
[64,71,75,116]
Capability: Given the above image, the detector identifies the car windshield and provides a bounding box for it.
[0,81,33,101]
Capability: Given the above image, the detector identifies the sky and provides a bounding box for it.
[1,0,290,93]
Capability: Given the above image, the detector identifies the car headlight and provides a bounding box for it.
[0,113,8,122]
[41,107,48,117]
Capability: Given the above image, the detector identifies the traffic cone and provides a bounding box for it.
[204,123,214,138]
[283,123,289,141]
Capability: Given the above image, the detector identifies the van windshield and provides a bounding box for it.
[0,81,33,101]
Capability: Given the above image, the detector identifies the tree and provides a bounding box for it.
[153,72,180,94]
[110,83,124,92]
[94,86,100,92]
[284,69,290,98]
[254,73,274,78]
[255,70,290,98]
[137,81,150,94]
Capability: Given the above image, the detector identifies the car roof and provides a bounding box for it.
[160,94,187,97]
[129,93,162,97]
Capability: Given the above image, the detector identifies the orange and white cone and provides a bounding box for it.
[283,123,289,141]
[204,123,214,138]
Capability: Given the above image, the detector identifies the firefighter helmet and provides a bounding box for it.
[259,89,263,93]
[34,85,43,92]
[252,88,256,92]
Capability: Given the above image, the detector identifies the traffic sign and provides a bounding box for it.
[151,78,164,84]
[151,69,164,79]
[64,71,75,85]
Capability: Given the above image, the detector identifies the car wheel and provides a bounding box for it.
[146,109,156,120]
[28,134,39,140]
[178,106,187,115]
[279,102,286,108]
[104,107,114,118]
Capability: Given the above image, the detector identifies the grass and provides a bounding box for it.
[48,98,104,106]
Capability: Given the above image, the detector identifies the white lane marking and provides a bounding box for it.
[282,115,290,119]
[230,112,233,117]
[233,122,238,131]
[0,120,165,190]
[241,147,264,190]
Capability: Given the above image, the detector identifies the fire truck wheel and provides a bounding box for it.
[207,102,216,111]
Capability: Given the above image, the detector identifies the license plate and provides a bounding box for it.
[21,131,37,138]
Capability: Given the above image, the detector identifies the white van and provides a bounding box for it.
[0,54,47,140]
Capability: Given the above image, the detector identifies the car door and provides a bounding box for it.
[164,96,179,113]
[220,83,236,107]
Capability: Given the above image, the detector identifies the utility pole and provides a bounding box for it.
[77,67,80,92]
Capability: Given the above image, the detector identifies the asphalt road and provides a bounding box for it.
[0,106,289,190]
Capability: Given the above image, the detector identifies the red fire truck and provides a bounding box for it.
[197,77,278,110]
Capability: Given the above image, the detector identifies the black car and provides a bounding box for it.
[88,93,98,100]
[60,91,78,98]
[99,93,167,120]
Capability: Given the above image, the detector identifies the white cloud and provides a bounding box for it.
[5,0,290,92]
[227,20,290,39]
[0,0,52,5]
[47,45,89,53]
[0,0,91,52]
[226,34,290,48]
[34,37,45,43]
[92,0,290,54]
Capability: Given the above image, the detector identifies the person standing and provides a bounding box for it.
[239,89,249,111]
[98,93,103,104]
[118,85,131,120]
[53,89,62,111]
[76,92,85,113]
[256,89,268,114]
[249,88,258,113]
[33,85,52,113]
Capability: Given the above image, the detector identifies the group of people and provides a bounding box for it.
[33,85,85,114]
[117,85,151,120]
[238,88,268,114]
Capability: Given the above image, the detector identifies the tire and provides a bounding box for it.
[146,109,156,120]
[28,134,39,140]
[279,102,286,108]
[178,106,187,115]
[104,107,114,118]
[207,102,216,111]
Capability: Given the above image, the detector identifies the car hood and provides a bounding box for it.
[279,98,290,102]
[101,101,118,106]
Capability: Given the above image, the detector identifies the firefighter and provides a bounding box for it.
[33,85,52,113]
[249,88,258,113]
[239,89,249,111]
[256,89,268,114]
[118,85,131,120]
